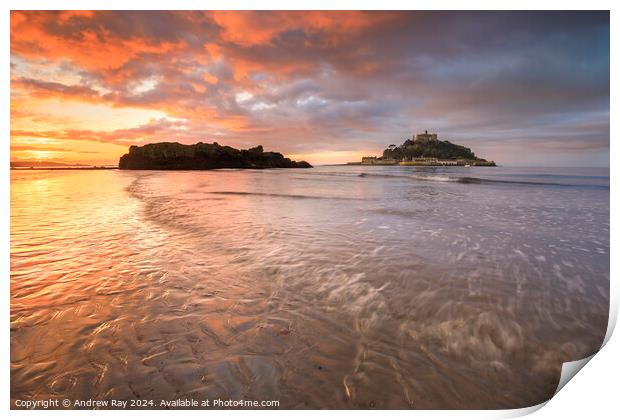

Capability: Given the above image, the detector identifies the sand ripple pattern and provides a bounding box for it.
[11,166,609,409]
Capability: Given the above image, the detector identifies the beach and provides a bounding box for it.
[10,166,610,409]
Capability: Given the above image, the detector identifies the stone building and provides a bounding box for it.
[361,156,398,165]
[414,130,438,142]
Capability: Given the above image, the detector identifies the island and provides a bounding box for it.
[118,142,312,170]
[349,131,496,166]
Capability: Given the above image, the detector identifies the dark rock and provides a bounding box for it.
[119,142,312,170]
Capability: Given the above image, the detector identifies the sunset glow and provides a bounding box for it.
[10,11,609,166]
[9,9,612,411]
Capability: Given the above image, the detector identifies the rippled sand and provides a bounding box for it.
[10,167,609,409]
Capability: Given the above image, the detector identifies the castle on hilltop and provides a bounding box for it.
[413,130,438,142]
[353,130,496,167]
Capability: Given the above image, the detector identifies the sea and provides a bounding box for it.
[10,165,610,409]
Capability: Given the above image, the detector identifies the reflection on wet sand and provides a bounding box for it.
[11,167,609,408]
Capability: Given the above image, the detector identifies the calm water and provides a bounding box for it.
[10,165,609,409]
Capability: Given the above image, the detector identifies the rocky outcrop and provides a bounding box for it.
[119,142,312,170]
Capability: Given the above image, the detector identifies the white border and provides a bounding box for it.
[2,2,616,420]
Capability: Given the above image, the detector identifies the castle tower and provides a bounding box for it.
[414,130,437,142]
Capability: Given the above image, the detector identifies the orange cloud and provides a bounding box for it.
[211,11,395,46]
[10,11,610,166]
[11,11,188,80]
[10,144,72,152]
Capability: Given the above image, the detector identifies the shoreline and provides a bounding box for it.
[10,166,119,170]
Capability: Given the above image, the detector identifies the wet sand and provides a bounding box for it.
[11,167,609,409]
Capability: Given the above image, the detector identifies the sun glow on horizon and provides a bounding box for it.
[287,150,381,166]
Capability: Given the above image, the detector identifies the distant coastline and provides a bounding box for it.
[10,165,118,170]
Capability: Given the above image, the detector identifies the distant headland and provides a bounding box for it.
[349,131,496,167]
[119,142,312,170]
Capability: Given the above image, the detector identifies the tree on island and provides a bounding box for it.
[382,136,482,161]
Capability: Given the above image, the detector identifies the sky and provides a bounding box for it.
[10,11,610,166]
